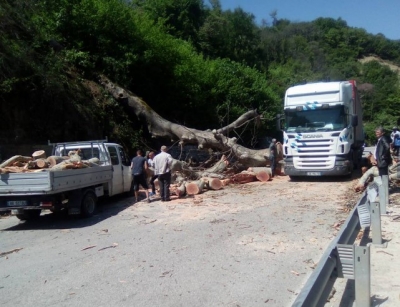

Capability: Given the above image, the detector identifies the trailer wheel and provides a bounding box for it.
[16,209,41,221]
[81,191,97,218]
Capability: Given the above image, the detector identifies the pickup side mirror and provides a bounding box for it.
[351,115,358,127]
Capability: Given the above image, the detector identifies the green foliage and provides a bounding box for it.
[1,0,400,150]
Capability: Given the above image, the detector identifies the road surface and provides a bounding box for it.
[0,176,355,307]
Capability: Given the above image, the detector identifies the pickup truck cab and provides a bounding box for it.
[0,140,132,220]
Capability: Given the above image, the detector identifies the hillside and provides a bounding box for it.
[1,0,400,152]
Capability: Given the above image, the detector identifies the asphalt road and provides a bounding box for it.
[0,177,353,307]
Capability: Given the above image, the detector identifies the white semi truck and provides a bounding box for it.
[278,80,364,178]
[0,140,132,220]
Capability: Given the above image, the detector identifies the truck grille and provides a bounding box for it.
[289,138,336,169]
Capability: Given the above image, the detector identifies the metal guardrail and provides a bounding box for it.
[292,191,366,307]
[292,176,389,307]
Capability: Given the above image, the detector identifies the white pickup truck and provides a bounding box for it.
[0,140,132,220]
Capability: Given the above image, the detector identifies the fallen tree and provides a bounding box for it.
[99,75,275,168]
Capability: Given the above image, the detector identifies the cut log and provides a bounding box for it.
[202,177,222,190]
[221,179,231,186]
[35,159,49,169]
[49,161,72,172]
[174,183,186,197]
[247,167,272,182]
[46,156,66,167]
[82,158,100,167]
[32,150,46,160]
[0,155,32,168]
[231,171,257,184]
[185,180,206,195]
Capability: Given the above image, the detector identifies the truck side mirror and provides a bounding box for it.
[351,115,358,127]
[276,114,284,130]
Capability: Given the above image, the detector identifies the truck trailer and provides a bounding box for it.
[279,80,364,178]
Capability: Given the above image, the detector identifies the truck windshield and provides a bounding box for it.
[285,106,347,133]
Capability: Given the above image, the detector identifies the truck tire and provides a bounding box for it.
[16,209,41,221]
[81,191,97,218]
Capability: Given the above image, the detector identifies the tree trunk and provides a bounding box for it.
[99,75,274,167]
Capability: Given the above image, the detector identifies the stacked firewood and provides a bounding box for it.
[0,150,100,174]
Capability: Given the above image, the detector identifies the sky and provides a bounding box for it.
[219,0,400,40]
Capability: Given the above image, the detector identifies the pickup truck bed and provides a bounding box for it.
[0,166,113,196]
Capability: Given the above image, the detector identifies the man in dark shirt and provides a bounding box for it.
[269,138,277,177]
[372,127,392,176]
[130,150,150,203]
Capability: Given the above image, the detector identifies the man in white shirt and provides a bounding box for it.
[153,146,173,201]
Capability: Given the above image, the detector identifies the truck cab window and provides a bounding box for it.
[118,147,131,166]
[107,146,119,165]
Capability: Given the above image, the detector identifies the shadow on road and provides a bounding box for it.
[1,194,135,231]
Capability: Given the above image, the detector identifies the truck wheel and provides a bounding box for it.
[81,191,97,218]
[16,209,41,221]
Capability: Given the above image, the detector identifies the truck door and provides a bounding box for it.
[107,145,124,195]
[117,146,132,192]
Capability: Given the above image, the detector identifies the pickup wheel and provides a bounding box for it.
[16,209,41,221]
[81,191,97,218]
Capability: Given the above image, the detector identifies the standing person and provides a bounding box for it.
[268,138,277,177]
[147,151,158,197]
[153,145,173,202]
[392,127,400,158]
[372,127,392,176]
[130,150,151,203]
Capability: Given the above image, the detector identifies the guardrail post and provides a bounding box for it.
[354,245,371,307]
[370,202,383,245]
[378,175,389,214]
[337,244,371,307]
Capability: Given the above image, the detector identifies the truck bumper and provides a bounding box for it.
[284,157,352,176]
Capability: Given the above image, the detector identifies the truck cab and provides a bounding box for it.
[53,141,132,196]
[279,81,364,178]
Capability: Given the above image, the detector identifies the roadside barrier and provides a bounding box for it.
[291,177,388,307]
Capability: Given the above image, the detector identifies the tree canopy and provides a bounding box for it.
[1,0,400,151]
